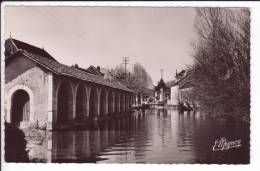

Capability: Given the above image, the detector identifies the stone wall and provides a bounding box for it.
[5,55,50,127]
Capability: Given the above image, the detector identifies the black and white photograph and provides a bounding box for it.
[1,2,259,169]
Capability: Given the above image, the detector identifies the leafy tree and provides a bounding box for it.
[105,63,153,92]
[105,65,126,82]
[191,8,250,121]
[129,63,153,91]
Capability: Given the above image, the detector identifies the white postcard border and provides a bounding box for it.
[1,1,260,171]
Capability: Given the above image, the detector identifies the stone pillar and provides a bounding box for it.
[129,95,131,111]
[127,94,129,111]
[47,73,53,130]
[125,95,128,111]
[52,79,61,128]
[83,87,88,119]
[130,95,133,110]
[112,92,115,113]
[125,94,127,112]
[122,94,125,112]
[118,93,121,113]
[72,83,78,120]
[135,94,138,105]
[86,86,91,117]
[123,94,126,112]
[105,90,109,115]
[97,87,102,116]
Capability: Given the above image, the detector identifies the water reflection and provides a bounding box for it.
[50,109,249,164]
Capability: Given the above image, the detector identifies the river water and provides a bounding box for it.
[50,109,249,164]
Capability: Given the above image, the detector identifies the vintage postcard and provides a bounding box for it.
[1,1,260,171]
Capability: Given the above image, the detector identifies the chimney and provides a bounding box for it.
[97,66,100,71]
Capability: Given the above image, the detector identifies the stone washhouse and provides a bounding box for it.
[4,38,134,130]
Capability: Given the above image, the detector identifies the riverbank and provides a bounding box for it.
[22,124,48,162]
[4,122,48,162]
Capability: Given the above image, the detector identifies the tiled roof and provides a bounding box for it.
[11,38,57,61]
[166,80,177,87]
[6,38,133,92]
[176,71,194,89]
[141,88,154,95]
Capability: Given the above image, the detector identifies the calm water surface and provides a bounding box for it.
[51,109,249,164]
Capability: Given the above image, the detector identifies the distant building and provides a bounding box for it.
[131,88,154,105]
[166,69,196,108]
[176,70,196,106]
[154,78,170,103]
[165,80,178,105]
[163,69,196,107]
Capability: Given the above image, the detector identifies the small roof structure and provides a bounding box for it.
[154,78,170,91]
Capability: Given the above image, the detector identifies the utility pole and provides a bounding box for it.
[123,57,129,80]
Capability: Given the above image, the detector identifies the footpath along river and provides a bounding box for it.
[50,109,249,164]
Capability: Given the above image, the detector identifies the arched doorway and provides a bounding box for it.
[11,90,30,127]
[76,85,86,120]
[108,91,113,114]
[100,89,106,116]
[89,87,98,118]
[57,81,73,124]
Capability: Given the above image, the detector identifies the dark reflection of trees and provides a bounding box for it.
[156,109,171,148]
[51,109,249,164]
[75,131,88,159]
[192,120,250,164]
[176,111,250,164]
[51,110,153,163]
[5,122,29,162]
[130,112,150,162]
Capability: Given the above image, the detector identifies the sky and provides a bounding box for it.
[4,6,197,85]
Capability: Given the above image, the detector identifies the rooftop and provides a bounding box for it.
[166,79,177,87]
[5,38,133,92]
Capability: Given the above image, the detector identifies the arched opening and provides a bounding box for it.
[76,85,86,120]
[115,93,119,113]
[120,94,125,112]
[108,91,113,114]
[89,87,98,118]
[11,90,30,127]
[100,89,106,116]
[57,81,73,124]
